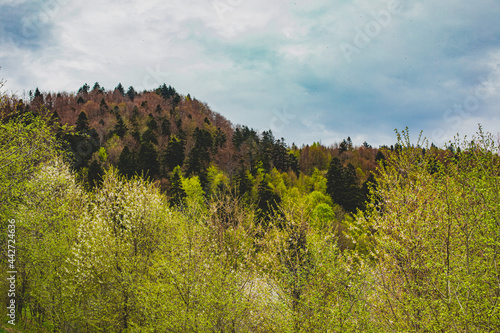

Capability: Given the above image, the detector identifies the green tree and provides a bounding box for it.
[113,113,128,138]
[86,159,104,188]
[356,128,500,331]
[138,141,160,178]
[168,166,186,207]
[75,111,89,132]
[117,146,137,178]
[163,135,185,173]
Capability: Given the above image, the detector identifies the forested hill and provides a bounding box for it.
[3,82,500,332]
[1,82,383,212]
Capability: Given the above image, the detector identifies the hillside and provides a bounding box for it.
[2,82,500,331]
[1,82,382,213]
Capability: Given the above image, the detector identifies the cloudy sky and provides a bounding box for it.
[1,0,500,147]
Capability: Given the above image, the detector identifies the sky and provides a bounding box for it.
[1,0,500,148]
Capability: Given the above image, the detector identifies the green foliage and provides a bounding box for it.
[357,128,500,331]
[168,165,186,207]
[138,141,160,178]
[163,135,185,173]
[0,113,60,219]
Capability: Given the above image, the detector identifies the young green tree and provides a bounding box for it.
[356,128,500,331]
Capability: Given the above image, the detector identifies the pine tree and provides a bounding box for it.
[163,135,185,173]
[75,111,89,132]
[126,86,136,101]
[160,117,171,137]
[326,157,344,205]
[114,113,128,138]
[115,83,125,96]
[326,158,362,212]
[117,146,137,178]
[187,127,212,177]
[375,150,386,163]
[142,129,158,145]
[138,141,160,178]
[168,166,186,207]
[87,159,104,188]
[146,113,158,131]
[257,178,281,226]
[234,167,252,198]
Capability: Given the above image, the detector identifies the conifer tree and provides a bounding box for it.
[115,83,125,96]
[138,141,160,178]
[127,86,136,101]
[160,117,171,137]
[146,113,158,131]
[87,159,104,188]
[163,135,185,173]
[75,111,89,133]
[257,178,281,226]
[114,113,128,138]
[168,166,186,207]
[117,146,137,178]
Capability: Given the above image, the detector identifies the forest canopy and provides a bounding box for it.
[1,84,499,332]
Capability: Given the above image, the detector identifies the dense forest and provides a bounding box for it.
[1,82,500,332]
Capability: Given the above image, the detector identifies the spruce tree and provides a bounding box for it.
[168,166,186,207]
[114,113,128,138]
[75,111,89,132]
[138,141,160,178]
[87,159,104,188]
[117,146,137,178]
[163,135,185,173]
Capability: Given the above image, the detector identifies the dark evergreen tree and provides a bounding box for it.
[326,157,344,206]
[160,117,171,137]
[272,138,290,172]
[212,127,226,154]
[115,83,125,96]
[375,150,386,163]
[146,113,158,131]
[234,167,252,198]
[168,166,186,207]
[141,128,158,145]
[163,135,185,173]
[100,98,108,112]
[78,83,90,95]
[87,159,104,188]
[343,163,362,212]
[114,113,128,138]
[75,111,89,132]
[259,130,275,171]
[347,136,353,150]
[126,86,136,101]
[187,127,212,177]
[339,139,348,154]
[138,141,160,178]
[117,146,137,178]
[132,106,140,119]
[257,178,281,226]
[326,158,362,213]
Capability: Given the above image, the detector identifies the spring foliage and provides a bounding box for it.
[2,112,500,331]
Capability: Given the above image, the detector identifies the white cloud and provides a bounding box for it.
[1,0,500,146]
